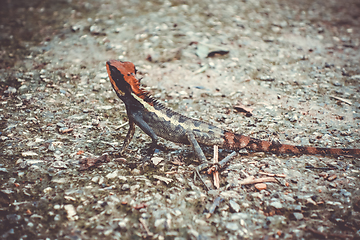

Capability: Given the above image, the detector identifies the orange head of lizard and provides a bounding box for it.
[106,60,144,98]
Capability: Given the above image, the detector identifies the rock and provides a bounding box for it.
[255,183,267,191]
[293,212,304,220]
[229,200,241,213]
[21,151,38,157]
[226,222,239,231]
[90,25,103,35]
[106,170,119,179]
[270,201,283,209]
[64,204,78,221]
[5,87,17,94]
[51,161,67,169]
[43,187,52,194]
[151,157,163,165]
[121,184,130,191]
[154,218,166,228]
[0,168,9,173]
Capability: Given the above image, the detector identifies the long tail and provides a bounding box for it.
[223,131,360,157]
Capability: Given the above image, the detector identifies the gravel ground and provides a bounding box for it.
[1,0,360,239]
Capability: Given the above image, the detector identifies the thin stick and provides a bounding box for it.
[238,176,278,185]
[115,121,129,130]
[139,218,153,237]
[330,95,352,105]
[213,145,220,189]
[207,151,237,174]
[258,172,286,178]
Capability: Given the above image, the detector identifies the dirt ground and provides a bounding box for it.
[1,0,360,239]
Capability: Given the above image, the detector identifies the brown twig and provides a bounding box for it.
[239,176,278,185]
[207,151,238,174]
[139,218,154,237]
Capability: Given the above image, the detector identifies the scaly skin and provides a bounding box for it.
[106,60,360,163]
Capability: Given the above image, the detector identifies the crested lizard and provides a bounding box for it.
[106,60,360,165]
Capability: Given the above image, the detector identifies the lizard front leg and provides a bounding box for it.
[119,119,136,155]
[130,115,159,163]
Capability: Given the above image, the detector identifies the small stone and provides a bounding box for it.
[226,222,239,231]
[151,157,163,166]
[255,183,267,191]
[18,85,28,93]
[91,176,99,183]
[154,218,166,228]
[43,187,52,194]
[51,161,67,169]
[30,214,43,220]
[270,201,283,209]
[5,87,17,94]
[92,119,100,126]
[106,170,119,179]
[0,168,9,173]
[52,178,67,184]
[293,212,303,220]
[327,174,337,181]
[132,169,141,175]
[310,213,318,218]
[64,204,78,221]
[56,122,65,128]
[59,127,73,133]
[306,198,317,205]
[48,143,56,151]
[90,25,102,34]
[272,26,281,33]
[21,151,38,157]
[259,76,275,81]
[350,75,360,80]
[121,184,130,191]
[229,200,241,213]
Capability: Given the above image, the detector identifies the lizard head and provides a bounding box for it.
[106,60,144,98]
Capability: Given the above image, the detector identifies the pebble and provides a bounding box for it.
[229,200,241,213]
[43,187,52,193]
[255,183,267,191]
[292,212,304,220]
[154,218,166,228]
[106,170,119,179]
[5,87,17,94]
[0,168,9,173]
[21,151,38,157]
[91,176,99,183]
[270,201,283,209]
[226,222,239,231]
[121,184,130,191]
[51,161,67,169]
[64,204,78,221]
[90,25,102,34]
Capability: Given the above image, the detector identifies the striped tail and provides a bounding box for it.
[223,131,360,157]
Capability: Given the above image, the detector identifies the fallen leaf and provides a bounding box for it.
[234,102,253,117]
[79,154,110,171]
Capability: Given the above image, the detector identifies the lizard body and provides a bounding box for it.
[106,60,360,163]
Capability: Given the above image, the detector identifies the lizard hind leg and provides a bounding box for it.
[186,130,209,163]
